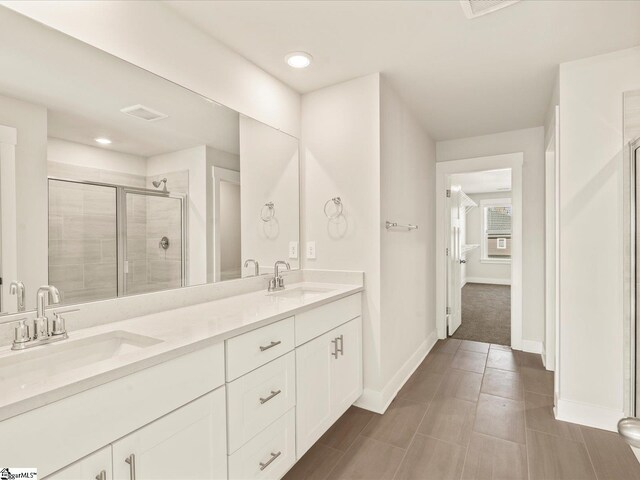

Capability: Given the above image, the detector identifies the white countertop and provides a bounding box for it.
[0,281,363,422]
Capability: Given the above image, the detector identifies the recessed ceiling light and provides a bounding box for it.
[95,137,112,145]
[285,52,312,69]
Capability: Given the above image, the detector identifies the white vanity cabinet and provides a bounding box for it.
[45,447,112,480]
[112,388,227,480]
[295,316,362,458]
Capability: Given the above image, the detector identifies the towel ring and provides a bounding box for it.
[261,202,275,222]
[324,197,343,219]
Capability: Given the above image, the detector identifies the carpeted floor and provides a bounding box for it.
[451,282,511,345]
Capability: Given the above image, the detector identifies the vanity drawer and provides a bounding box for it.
[226,317,294,381]
[295,293,362,346]
[227,351,296,453]
[228,408,296,480]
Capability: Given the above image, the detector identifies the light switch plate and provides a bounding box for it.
[306,241,316,260]
[289,241,298,259]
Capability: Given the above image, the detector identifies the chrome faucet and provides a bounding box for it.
[9,281,25,312]
[268,261,290,292]
[244,259,260,277]
[11,285,72,350]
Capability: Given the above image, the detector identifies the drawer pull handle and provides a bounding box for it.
[260,340,281,352]
[260,389,282,404]
[259,451,282,471]
[125,454,136,480]
[337,334,344,356]
[96,470,107,480]
[331,338,339,359]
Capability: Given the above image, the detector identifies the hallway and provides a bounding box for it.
[285,339,640,480]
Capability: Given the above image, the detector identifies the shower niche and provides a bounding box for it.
[0,11,300,313]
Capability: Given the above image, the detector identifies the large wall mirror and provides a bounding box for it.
[0,9,300,314]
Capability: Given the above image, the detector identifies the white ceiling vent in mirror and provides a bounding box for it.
[120,104,169,122]
[460,0,520,19]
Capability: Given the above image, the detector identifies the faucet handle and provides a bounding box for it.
[13,318,30,344]
[51,308,77,336]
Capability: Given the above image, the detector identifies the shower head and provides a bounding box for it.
[152,178,168,192]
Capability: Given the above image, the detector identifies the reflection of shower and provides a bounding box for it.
[152,178,168,192]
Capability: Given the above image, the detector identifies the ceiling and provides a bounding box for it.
[450,169,511,194]
[0,6,239,158]
[165,0,640,140]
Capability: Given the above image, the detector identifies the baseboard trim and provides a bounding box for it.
[521,339,543,354]
[465,277,511,286]
[355,330,438,414]
[556,398,624,432]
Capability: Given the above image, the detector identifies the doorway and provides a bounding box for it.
[447,169,513,345]
[435,153,523,349]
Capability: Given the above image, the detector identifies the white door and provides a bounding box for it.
[45,446,112,480]
[330,317,363,415]
[295,329,334,458]
[447,186,463,335]
[112,388,227,480]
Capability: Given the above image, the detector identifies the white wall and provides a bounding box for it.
[301,74,437,412]
[436,127,545,344]
[239,116,299,274]
[464,192,512,284]
[48,138,146,176]
[301,74,382,394]
[147,146,208,286]
[0,1,301,137]
[0,94,48,310]
[556,45,640,430]
[379,78,436,395]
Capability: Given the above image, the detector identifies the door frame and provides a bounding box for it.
[436,152,524,349]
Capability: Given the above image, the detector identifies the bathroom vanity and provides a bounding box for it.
[0,281,363,479]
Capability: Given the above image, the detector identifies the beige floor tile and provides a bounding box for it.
[521,366,554,395]
[318,406,374,452]
[435,368,483,403]
[514,350,544,370]
[418,397,476,447]
[397,368,444,404]
[361,397,429,449]
[394,433,466,480]
[419,351,456,374]
[452,349,487,374]
[283,443,343,480]
[461,433,528,480]
[474,393,526,444]
[328,436,405,480]
[490,344,512,352]
[460,340,490,354]
[486,349,518,372]
[524,391,583,442]
[527,429,597,480]
[581,425,640,480]
[433,338,462,354]
[481,368,524,401]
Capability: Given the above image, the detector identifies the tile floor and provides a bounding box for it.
[284,338,640,480]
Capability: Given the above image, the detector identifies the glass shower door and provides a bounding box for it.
[122,190,185,296]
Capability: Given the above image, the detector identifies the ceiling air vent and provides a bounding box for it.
[460,0,520,19]
[120,104,168,122]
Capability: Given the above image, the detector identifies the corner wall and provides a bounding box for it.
[556,45,640,430]
[436,127,545,346]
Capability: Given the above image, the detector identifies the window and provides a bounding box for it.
[481,198,512,263]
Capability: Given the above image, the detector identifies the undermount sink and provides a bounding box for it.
[268,286,334,301]
[0,330,162,390]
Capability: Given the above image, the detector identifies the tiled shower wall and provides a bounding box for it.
[48,162,189,303]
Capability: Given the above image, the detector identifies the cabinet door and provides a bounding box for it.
[330,317,363,415]
[112,388,227,480]
[295,329,334,458]
[44,446,112,480]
